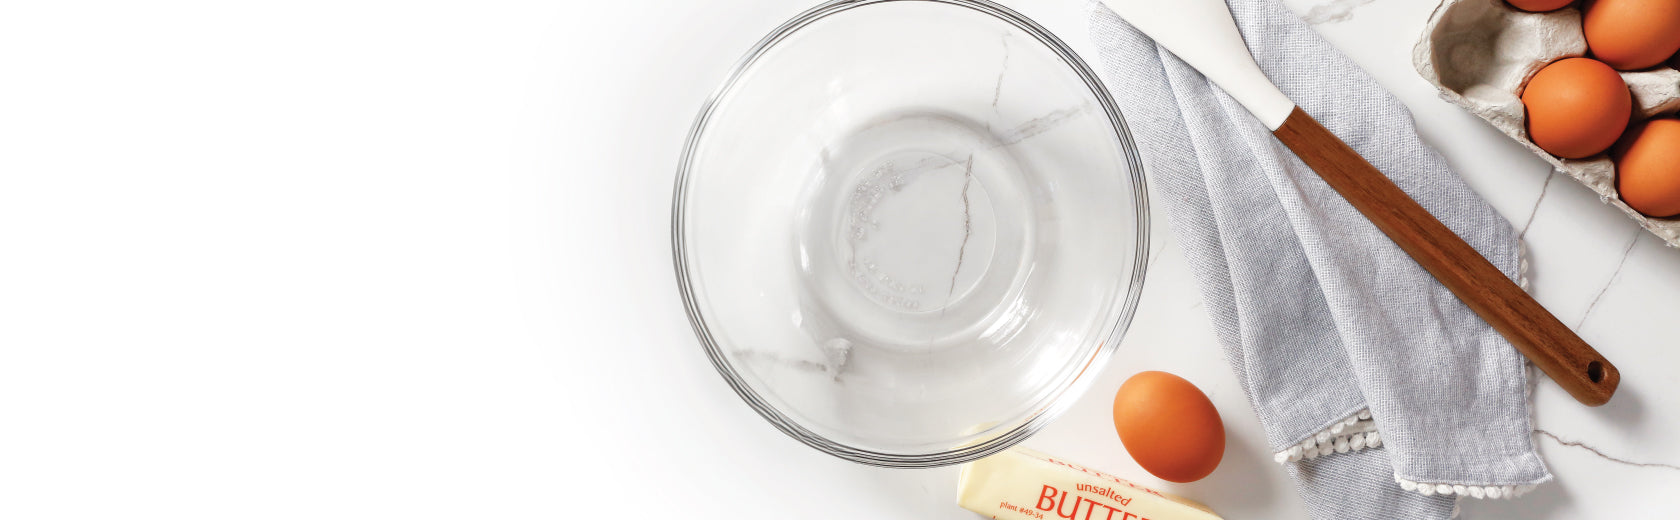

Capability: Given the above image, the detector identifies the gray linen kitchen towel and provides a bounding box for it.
[1086,0,1551,517]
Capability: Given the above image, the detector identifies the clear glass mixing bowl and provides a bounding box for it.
[672,0,1148,467]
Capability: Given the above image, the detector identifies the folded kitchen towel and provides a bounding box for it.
[1086,0,1551,518]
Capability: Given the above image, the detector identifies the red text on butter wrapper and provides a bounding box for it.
[998,500,1046,519]
[1037,484,1152,520]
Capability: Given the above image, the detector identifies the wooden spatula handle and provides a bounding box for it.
[1272,107,1618,406]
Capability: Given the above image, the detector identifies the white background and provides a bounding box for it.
[3,1,1676,518]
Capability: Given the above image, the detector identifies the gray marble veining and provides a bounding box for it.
[1575,228,1643,329]
[1536,430,1680,473]
[1517,169,1558,240]
[1299,0,1379,25]
[944,155,976,310]
[991,35,1010,109]
[996,102,1094,146]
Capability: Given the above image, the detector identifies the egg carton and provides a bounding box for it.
[1413,0,1680,247]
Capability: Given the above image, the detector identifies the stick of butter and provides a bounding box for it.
[957,447,1223,520]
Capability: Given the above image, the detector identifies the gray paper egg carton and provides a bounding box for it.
[1413,0,1680,247]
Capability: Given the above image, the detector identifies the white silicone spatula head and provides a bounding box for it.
[1098,0,1296,129]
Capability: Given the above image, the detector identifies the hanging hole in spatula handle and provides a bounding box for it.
[1548,352,1617,406]
[1560,356,1617,406]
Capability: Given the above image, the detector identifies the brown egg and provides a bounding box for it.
[1507,0,1575,12]
[1614,118,1680,217]
[1585,0,1680,70]
[1112,371,1224,483]
[1521,58,1631,158]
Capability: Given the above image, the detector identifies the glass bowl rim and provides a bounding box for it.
[670,0,1151,468]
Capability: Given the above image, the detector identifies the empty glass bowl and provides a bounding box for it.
[673,0,1148,467]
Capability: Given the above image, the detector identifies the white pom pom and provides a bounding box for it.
[1335,437,1350,453]
[1302,437,1316,449]
[1366,432,1381,447]
[1358,409,1371,420]
[1400,479,1418,492]
[1345,416,1359,426]
[1349,433,1366,450]
[1419,484,1436,496]
[1317,431,1331,443]
[1331,422,1345,434]
[1486,487,1502,499]
[1469,486,1486,499]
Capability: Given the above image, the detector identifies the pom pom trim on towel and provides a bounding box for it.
[1273,409,1380,463]
[1518,240,1531,291]
[1396,477,1537,499]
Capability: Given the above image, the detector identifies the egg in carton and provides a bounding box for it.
[1413,0,1680,247]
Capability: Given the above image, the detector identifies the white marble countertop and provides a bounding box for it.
[1,1,1673,518]
[616,1,1680,518]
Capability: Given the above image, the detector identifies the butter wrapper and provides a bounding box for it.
[957,447,1221,520]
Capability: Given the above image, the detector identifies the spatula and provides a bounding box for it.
[1098,0,1618,406]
